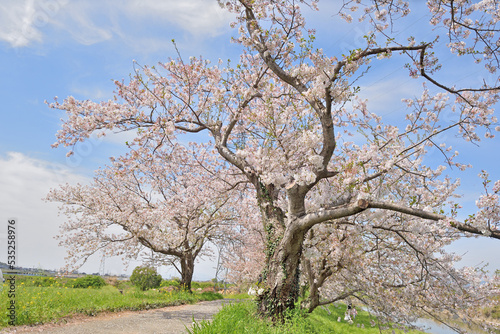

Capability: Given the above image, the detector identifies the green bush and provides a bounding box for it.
[161,279,180,288]
[130,266,162,291]
[64,278,77,287]
[71,275,106,289]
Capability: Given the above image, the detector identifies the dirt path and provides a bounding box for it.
[3,299,238,334]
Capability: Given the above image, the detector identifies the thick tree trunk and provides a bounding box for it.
[179,253,195,291]
[257,220,305,319]
[251,180,312,318]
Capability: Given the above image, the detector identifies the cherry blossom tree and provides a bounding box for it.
[49,0,500,323]
[47,143,243,290]
[299,185,497,331]
[221,195,266,285]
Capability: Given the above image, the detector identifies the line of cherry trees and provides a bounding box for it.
[47,0,500,331]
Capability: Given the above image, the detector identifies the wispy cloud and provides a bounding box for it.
[0,0,232,48]
[123,0,232,37]
[53,1,114,45]
[0,0,47,47]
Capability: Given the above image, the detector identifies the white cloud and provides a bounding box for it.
[124,0,232,37]
[0,0,45,47]
[0,152,88,270]
[0,0,232,48]
[53,1,114,45]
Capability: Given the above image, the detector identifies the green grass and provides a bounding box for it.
[189,301,425,334]
[222,292,252,300]
[191,281,216,289]
[308,303,425,334]
[0,276,222,328]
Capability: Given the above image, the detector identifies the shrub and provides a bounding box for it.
[72,275,106,289]
[64,278,77,287]
[130,266,162,291]
[161,279,180,288]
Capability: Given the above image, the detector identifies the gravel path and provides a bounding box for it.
[3,299,238,334]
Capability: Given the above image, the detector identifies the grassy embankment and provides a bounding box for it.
[200,285,500,333]
[189,300,426,334]
[3,275,498,332]
[0,275,222,328]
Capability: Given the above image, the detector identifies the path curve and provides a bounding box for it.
[3,299,238,334]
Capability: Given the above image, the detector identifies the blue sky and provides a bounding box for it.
[0,0,499,280]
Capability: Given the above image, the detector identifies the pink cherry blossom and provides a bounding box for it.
[47,142,247,290]
[49,0,500,327]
